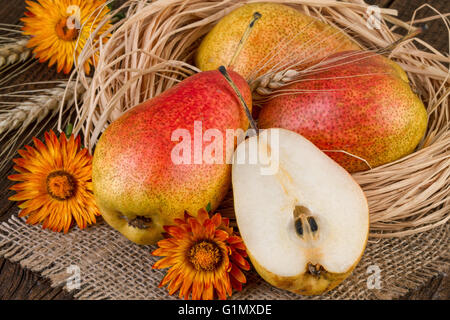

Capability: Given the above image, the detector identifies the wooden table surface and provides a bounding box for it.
[0,0,448,300]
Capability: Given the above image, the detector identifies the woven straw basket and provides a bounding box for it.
[72,0,449,238]
[1,0,442,300]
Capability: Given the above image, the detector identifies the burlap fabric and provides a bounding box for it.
[0,201,448,300]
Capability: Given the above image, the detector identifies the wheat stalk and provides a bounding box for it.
[0,81,86,135]
[0,31,36,85]
[0,38,32,68]
[251,26,450,98]
[0,80,88,173]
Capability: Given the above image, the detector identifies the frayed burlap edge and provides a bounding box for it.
[0,207,448,300]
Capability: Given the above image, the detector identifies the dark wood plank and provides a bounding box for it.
[402,272,450,300]
[0,0,448,300]
[375,0,450,301]
[366,0,396,8]
[389,0,449,54]
[0,0,75,301]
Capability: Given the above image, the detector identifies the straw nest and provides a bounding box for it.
[65,0,450,238]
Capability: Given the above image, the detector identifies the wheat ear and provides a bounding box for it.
[0,81,86,135]
[250,27,435,97]
[0,80,88,173]
[0,38,32,68]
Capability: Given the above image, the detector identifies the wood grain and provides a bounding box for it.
[0,0,448,300]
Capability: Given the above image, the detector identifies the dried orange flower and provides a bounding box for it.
[152,209,250,300]
[21,0,111,74]
[8,130,100,233]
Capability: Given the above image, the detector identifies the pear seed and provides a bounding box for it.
[293,206,319,239]
[295,218,303,237]
[307,216,318,233]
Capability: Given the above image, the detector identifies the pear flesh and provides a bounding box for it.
[232,128,369,295]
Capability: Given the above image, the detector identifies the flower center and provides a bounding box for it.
[55,17,80,41]
[46,170,76,201]
[188,241,222,271]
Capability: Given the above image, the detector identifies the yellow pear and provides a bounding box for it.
[196,2,360,79]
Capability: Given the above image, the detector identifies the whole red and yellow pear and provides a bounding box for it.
[258,51,428,172]
[92,70,251,244]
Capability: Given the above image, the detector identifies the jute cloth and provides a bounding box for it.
[0,204,448,300]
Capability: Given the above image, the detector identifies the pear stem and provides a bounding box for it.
[218,66,259,134]
[381,26,424,53]
[228,12,262,69]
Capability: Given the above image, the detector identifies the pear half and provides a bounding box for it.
[232,128,369,295]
